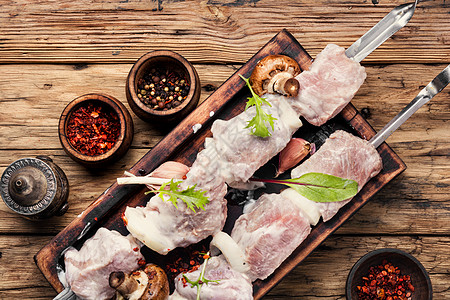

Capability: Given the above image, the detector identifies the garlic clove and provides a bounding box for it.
[149,161,190,179]
[147,161,190,190]
[276,138,311,177]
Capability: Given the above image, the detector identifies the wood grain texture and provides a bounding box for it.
[0,0,449,299]
[1,236,448,299]
[0,0,449,64]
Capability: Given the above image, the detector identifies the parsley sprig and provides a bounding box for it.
[183,253,219,300]
[145,179,209,212]
[240,74,277,138]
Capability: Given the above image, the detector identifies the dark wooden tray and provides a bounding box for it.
[35,29,406,299]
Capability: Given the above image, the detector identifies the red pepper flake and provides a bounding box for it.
[133,247,139,252]
[121,212,128,226]
[66,102,120,156]
[357,260,414,300]
[94,217,98,221]
[138,258,146,267]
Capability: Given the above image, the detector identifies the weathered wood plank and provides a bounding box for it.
[0,0,448,64]
[0,63,448,150]
[265,236,450,299]
[0,235,448,299]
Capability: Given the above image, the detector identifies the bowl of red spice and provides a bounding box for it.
[126,50,201,124]
[346,248,432,300]
[59,93,134,168]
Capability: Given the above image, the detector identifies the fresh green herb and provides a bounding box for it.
[240,74,277,138]
[145,179,209,212]
[183,252,219,300]
[250,172,359,202]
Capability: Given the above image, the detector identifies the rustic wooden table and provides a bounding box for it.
[0,1,449,299]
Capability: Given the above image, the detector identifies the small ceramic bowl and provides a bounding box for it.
[59,93,134,168]
[346,248,432,300]
[126,50,201,124]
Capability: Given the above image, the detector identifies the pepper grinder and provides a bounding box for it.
[0,156,69,220]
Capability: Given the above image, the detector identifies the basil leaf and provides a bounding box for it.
[283,173,359,202]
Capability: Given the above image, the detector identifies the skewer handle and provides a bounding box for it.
[370,64,450,148]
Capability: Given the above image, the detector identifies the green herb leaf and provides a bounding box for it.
[145,179,209,212]
[182,252,219,300]
[240,74,277,138]
[250,172,359,202]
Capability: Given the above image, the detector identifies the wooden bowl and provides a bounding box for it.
[346,248,432,300]
[59,93,134,168]
[126,50,201,124]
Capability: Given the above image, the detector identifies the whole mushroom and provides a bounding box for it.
[249,55,301,97]
[109,263,169,300]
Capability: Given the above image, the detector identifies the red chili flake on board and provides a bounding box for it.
[66,102,121,156]
[357,260,414,300]
[164,244,208,287]
[138,258,146,267]
[133,247,139,252]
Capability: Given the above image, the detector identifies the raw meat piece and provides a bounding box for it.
[231,193,311,281]
[291,130,383,221]
[125,158,228,255]
[172,255,253,300]
[124,182,227,255]
[288,44,367,126]
[64,227,143,300]
[209,94,302,186]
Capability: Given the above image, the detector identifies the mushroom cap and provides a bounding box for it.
[249,55,301,96]
[142,263,169,300]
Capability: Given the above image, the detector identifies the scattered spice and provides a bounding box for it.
[137,67,190,110]
[66,102,120,156]
[357,260,414,300]
[165,244,207,286]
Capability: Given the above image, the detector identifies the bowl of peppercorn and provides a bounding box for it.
[59,93,134,168]
[126,50,201,124]
[346,248,432,300]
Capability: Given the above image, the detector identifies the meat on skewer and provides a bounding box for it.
[288,43,367,126]
[170,255,253,300]
[288,130,383,222]
[124,162,228,255]
[212,131,382,281]
[64,228,144,300]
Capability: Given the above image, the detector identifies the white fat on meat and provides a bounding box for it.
[288,44,367,126]
[230,193,311,281]
[209,95,302,186]
[291,130,383,222]
[64,227,143,300]
[172,255,253,300]
[124,181,227,255]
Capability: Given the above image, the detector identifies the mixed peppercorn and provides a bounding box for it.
[357,260,414,300]
[137,67,190,110]
[66,102,120,156]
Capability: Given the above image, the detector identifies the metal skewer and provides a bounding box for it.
[345,0,419,62]
[370,64,450,148]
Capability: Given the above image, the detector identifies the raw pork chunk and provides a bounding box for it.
[291,130,383,222]
[289,44,366,126]
[209,95,302,186]
[64,227,143,300]
[171,255,253,300]
[124,179,227,255]
[231,193,311,281]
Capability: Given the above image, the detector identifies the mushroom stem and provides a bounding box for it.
[110,271,137,295]
[273,76,300,97]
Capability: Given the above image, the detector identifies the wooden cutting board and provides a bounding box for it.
[34,29,406,299]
